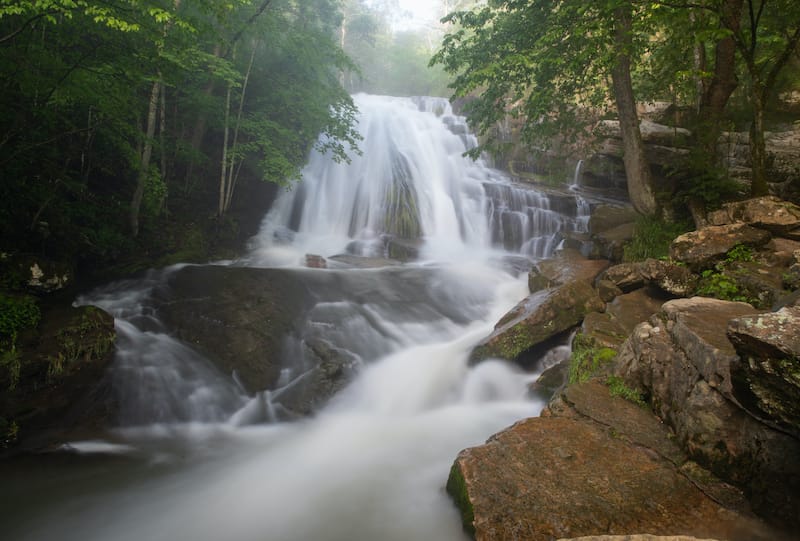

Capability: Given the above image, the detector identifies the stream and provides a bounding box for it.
[3,94,590,541]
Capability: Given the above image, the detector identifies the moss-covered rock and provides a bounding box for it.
[469,280,604,365]
[0,304,116,451]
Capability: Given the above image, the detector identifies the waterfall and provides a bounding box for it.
[249,94,587,266]
[6,95,592,541]
[572,158,584,187]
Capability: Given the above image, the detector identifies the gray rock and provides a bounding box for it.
[614,297,800,528]
[597,262,644,292]
[156,265,316,393]
[639,258,699,297]
[708,196,800,237]
[727,307,800,437]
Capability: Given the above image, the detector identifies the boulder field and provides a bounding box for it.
[453,196,800,539]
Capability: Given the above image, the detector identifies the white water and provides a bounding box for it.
[5,95,591,541]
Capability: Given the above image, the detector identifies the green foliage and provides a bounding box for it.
[0,339,21,390]
[726,243,754,263]
[568,334,617,385]
[697,267,753,303]
[623,215,691,262]
[696,244,759,303]
[433,1,650,158]
[606,375,646,407]
[0,294,40,341]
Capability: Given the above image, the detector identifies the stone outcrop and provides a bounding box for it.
[670,224,771,271]
[469,280,604,364]
[614,298,800,529]
[727,306,800,438]
[448,381,780,541]
[708,196,800,238]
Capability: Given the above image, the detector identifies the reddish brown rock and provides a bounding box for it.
[670,224,771,271]
[448,383,778,541]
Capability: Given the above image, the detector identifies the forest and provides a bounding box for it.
[1,2,799,537]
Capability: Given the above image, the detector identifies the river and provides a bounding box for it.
[3,94,589,541]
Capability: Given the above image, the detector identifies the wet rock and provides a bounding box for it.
[305,254,327,268]
[639,258,698,297]
[469,280,604,364]
[528,249,610,291]
[727,307,800,437]
[614,297,800,528]
[156,265,316,393]
[597,263,644,292]
[1,304,116,451]
[449,381,776,541]
[270,338,358,416]
[708,196,800,238]
[670,224,771,271]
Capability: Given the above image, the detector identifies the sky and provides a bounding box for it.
[394,0,440,30]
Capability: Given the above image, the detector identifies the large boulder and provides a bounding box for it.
[709,197,800,239]
[614,297,800,528]
[448,381,777,541]
[528,249,610,292]
[156,265,316,394]
[469,280,604,364]
[639,258,699,297]
[670,224,771,271]
[727,307,800,438]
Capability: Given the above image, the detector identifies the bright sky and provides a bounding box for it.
[395,0,440,30]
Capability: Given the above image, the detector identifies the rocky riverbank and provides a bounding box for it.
[453,196,800,539]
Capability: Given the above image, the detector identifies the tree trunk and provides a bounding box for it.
[224,41,258,214]
[611,5,657,216]
[749,92,768,196]
[218,84,232,217]
[130,80,161,237]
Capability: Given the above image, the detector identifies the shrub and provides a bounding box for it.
[623,215,691,262]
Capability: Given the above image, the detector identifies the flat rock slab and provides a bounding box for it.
[529,249,610,292]
[448,410,774,541]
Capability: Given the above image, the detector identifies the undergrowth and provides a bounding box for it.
[623,215,691,262]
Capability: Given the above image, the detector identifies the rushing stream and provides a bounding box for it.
[3,95,590,541]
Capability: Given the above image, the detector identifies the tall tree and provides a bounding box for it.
[433,0,659,215]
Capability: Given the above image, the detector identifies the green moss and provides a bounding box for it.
[568,334,617,384]
[445,462,475,537]
[606,375,647,407]
[0,294,40,342]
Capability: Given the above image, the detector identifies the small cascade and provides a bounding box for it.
[572,159,584,187]
[77,267,249,425]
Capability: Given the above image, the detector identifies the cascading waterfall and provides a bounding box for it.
[250,94,587,265]
[4,95,592,541]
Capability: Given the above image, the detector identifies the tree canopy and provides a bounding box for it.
[0,0,360,270]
